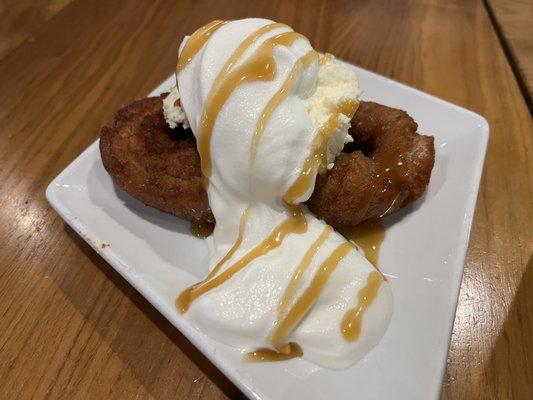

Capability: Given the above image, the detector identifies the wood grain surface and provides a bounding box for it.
[0,0,532,399]
[0,0,73,60]
[486,0,533,109]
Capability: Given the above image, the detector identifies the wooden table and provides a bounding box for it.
[1,1,532,399]
[487,0,533,110]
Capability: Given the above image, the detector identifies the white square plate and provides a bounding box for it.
[46,63,489,400]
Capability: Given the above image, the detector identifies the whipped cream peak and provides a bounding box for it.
[168,18,392,369]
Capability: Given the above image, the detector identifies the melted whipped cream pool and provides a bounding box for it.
[167,18,392,369]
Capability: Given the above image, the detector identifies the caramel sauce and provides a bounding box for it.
[338,219,385,267]
[245,342,303,362]
[372,150,409,211]
[177,204,307,313]
[205,206,250,280]
[197,31,308,180]
[178,208,249,313]
[176,28,313,314]
[283,151,321,204]
[375,151,409,182]
[190,221,215,238]
[176,20,227,74]
[277,225,332,320]
[250,50,318,165]
[175,24,382,356]
[269,242,354,347]
[283,120,332,203]
[284,100,358,204]
[335,100,359,119]
[216,22,287,78]
[341,271,383,341]
[319,52,333,66]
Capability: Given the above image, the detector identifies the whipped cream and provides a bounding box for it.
[164,54,358,169]
[170,18,392,369]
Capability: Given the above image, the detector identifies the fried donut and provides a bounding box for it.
[100,95,213,223]
[99,97,434,227]
[307,101,435,226]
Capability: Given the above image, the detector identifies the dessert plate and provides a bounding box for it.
[46,62,489,400]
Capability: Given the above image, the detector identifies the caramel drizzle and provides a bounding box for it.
[283,145,322,204]
[177,27,313,314]
[216,22,287,78]
[208,21,287,107]
[283,100,359,204]
[197,31,308,180]
[176,25,379,356]
[282,53,357,203]
[276,225,332,321]
[179,208,249,314]
[269,242,354,348]
[245,342,303,362]
[176,20,227,74]
[190,221,215,239]
[373,152,409,196]
[338,219,385,267]
[250,50,318,165]
[341,271,383,341]
[177,204,307,313]
[205,206,250,280]
[202,22,288,176]
[319,52,333,66]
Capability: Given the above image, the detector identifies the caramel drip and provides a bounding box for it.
[197,31,308,180]
[283,122,332,204]
[201,22,288,176]
[176,20,227,74]
[335,100,360,119]
[190,221,215,238]
[250,50,318,165]
[369,133,410,215]
[283,151,321,204]
[177,204,307,313]
[338,219,385,267]
[205,207,250,280]
[283,100,358,204]
[217,22,287,78]
[269,242,354,347]
[245,342,303,362]
[373,151,409,196]
[319,52,333,66]
[176,25,380,358]
[341,271,383,341]
[277,225,332,321]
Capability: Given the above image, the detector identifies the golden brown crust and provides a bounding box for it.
[307,101,435,226]
[99,97,434,227]
[99,95,212,223]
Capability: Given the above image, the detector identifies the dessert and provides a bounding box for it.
[100,96,212,224]
[100,99,434,227]
[99,18,435,369]
[309,101,435,227]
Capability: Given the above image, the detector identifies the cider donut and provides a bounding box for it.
[307,101,435,226]
[100,96,212,223]
[99,97,434,227]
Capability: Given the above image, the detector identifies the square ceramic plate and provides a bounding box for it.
[46,62,489,400]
